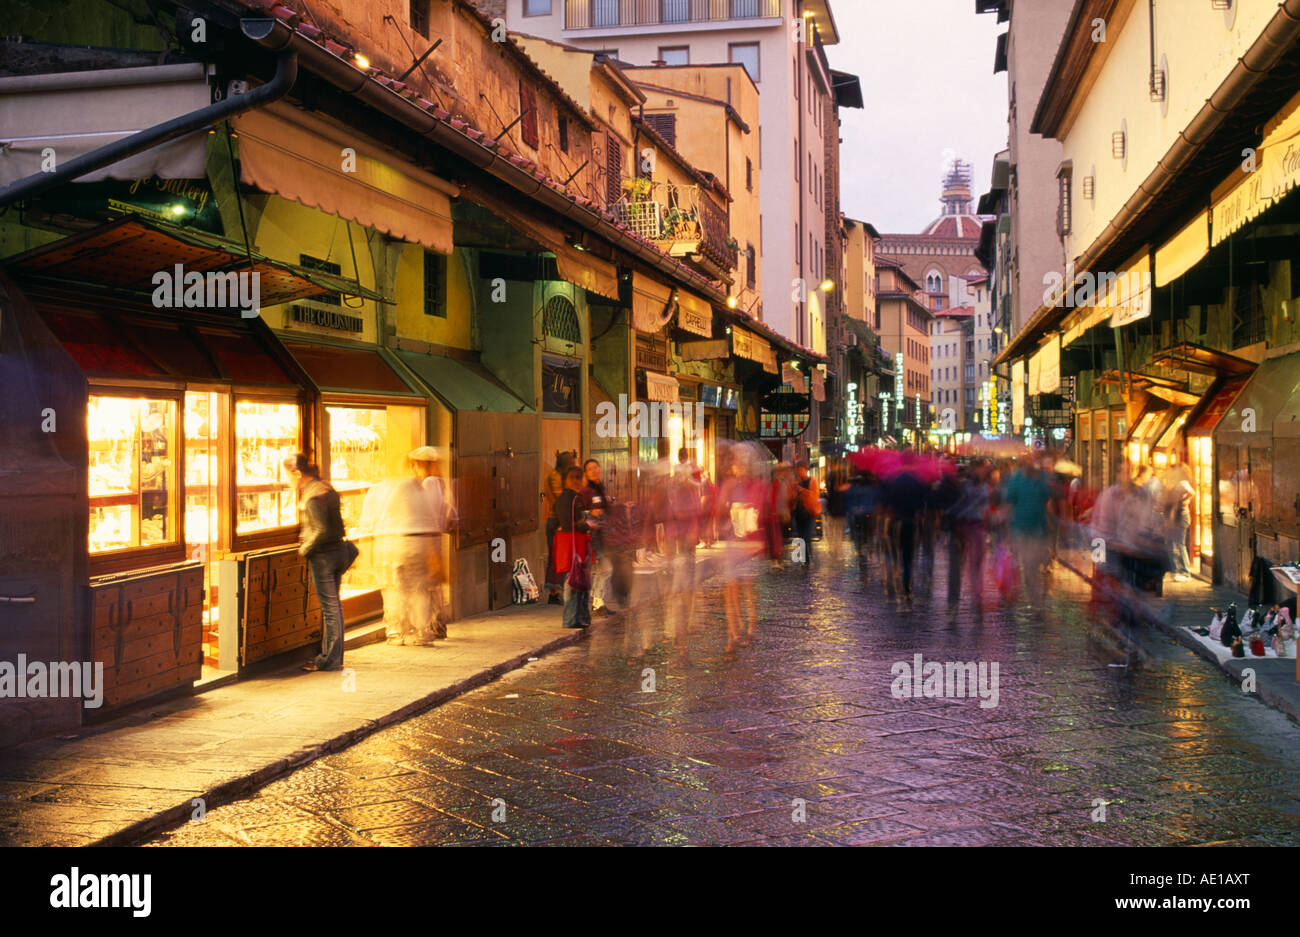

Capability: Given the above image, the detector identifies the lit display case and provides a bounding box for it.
[88,395,179,554]
[235,399,301,534]
[327,405,424,529]
[326,403,424,597]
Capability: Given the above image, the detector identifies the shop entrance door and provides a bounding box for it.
[542,417,581,479]
[184,390,232,675]
[488,451,514,610]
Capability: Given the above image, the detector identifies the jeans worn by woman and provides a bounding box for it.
[308,541,349,669]
[562,576,591,628]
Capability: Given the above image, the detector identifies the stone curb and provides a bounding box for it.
[92,551,725,847]
[90,628,589,847]
[1055,556,1300,725]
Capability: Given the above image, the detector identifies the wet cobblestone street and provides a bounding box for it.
[150,544,1300,846]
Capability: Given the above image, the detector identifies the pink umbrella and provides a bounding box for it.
[847,447,900,477]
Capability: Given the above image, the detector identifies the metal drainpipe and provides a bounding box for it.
[0,51,298,210]
[239,18,726,306]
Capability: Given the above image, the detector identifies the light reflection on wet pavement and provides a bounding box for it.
[149,546,1300,846]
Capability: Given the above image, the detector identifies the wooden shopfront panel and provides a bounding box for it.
[90,562,204,710]
[241,546,321,665]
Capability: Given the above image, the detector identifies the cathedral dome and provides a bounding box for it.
[921,159,982,239]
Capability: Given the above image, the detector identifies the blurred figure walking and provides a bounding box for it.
[717,445,765,654]
[358,446,452,647]
[792,461,821,565]
[1002,455,1054,603]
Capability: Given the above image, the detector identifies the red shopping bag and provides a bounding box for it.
[552,531,589,573]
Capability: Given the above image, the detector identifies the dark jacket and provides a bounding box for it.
[298,478,345,557]
[554,488,590,534]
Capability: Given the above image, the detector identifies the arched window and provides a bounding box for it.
[542,294,581,343]
[925,271,943,293]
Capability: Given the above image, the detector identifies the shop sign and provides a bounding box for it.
[39,175,222,233]
[730,327,769,365]
[292,304,363,333]
[811,368,825,403]
[635,332,669,371]
[1079,411,1092,441]
[895,352,905,408]
[782,363,806,394]
[542,354,580,414]
[1211,100,1300,246]
[680,339,729,361]
[760,390,811,439]
[846,382,862,445]
[676,292,713,337]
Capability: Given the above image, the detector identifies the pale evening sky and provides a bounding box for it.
[824,0,1009,235]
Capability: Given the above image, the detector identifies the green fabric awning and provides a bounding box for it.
[396,350,534,414]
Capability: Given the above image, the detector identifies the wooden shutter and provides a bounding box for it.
[645,113,676,147]
[507,451,540,536]
[606,132,622,207]
[455,454,495,548]
[519,81,539,150]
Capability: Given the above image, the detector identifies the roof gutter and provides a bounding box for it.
[996,0,1300,367]
[240,18,726,306]
[0,51,298,210]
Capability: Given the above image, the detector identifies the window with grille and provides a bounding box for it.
[1057,162,1072,237]
[300,254,341,306]
[645,112,677,147]
[746,244,756,288]
[409,0,429,38]
[558,115,569,153]
[519,82,539,150]
[543,294,581,343]
[424,252,446,318]
[606,133,622,206]
[745,157,753,192]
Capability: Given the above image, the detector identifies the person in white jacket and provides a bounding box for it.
[359,446,456,646]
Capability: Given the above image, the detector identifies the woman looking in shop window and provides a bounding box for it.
[284,453,349,672]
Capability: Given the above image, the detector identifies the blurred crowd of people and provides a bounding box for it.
[542,439,831,656]
[542,436,1210,656]
[293,430,1206,673]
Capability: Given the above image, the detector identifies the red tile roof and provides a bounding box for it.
[240,0,725,300]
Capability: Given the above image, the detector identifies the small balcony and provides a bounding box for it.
[613,179,737,277]
[565,0,781,30]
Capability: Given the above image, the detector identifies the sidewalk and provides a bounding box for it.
[0,547,724,847]
[1055,548,1300,724]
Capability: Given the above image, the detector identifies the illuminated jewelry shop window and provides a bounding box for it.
[88,395,179,555]
[235,399,301,534]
